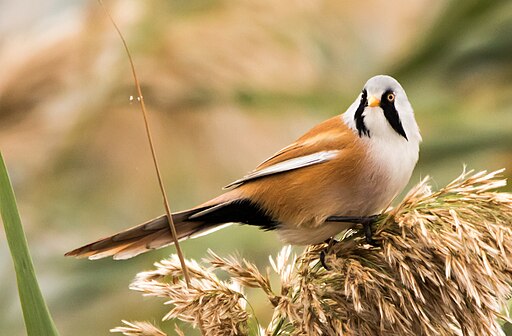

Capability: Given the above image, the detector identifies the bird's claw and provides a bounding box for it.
[326,214,380,246]
[319,237,339,270]
[363,220,379,246]
[320,250,329,270]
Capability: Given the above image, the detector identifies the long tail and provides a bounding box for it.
[64,198,277,260]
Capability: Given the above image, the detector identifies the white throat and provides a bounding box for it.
[342,75,422,212]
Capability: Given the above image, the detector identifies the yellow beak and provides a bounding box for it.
[368,96,380,108]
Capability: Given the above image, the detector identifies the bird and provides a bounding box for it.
[65,75,421,260]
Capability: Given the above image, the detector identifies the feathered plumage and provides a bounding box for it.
[65,75,421,259]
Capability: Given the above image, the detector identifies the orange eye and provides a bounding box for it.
[387,93,395,102]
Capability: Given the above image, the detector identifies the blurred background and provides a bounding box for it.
[1,0,511,334]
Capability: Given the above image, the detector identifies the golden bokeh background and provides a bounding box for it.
[1,0,511,334]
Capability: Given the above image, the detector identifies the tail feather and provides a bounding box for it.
[109,231,167,260]
[65,198,278,260]
[65,206,219,260]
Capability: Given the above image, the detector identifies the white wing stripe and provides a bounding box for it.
[224,150,340,189]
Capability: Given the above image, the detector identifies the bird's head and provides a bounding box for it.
[344,75,421,143]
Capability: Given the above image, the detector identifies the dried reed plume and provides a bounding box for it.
[110,320,166,336]
[112,170,512,336]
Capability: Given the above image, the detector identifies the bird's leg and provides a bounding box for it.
[326,214,379,246]
[319,237,339,270]
[326,214,379,224]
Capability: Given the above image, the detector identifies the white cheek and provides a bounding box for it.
[362,108,395,139]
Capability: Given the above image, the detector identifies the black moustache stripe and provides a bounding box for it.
[380,90,408,140]
[354,89,370,137]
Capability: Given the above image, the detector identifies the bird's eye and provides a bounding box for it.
[387,93,395,102]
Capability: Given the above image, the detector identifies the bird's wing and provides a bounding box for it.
[224,115,355,189]
[224,150,340,189]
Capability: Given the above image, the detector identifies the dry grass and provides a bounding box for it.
[110,320,166,336]
[112,170,512,336]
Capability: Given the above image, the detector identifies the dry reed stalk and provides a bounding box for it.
[112,170,512,336]
[110,320,166,336]
[98,0,191,285]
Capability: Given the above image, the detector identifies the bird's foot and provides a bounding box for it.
[326,214,380,246]
[362,219,379,246]
[319,250,329,270]
[319,237,339,270]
